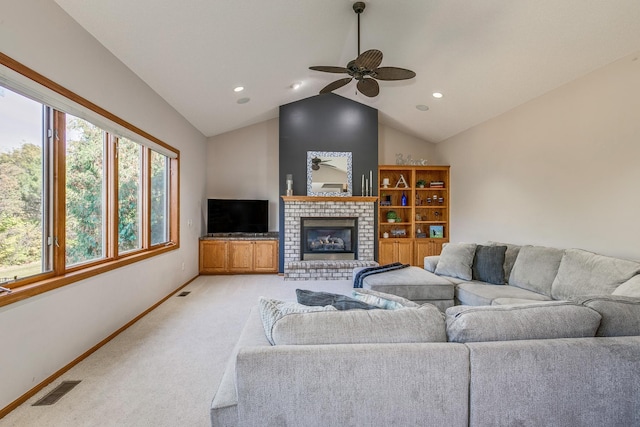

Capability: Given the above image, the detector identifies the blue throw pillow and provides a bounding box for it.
[472,245,507,285]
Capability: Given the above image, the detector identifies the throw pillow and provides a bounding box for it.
[259,297,336,345]
[295,289,378,310]
[351,291,405,310]
[472,245,507,285]
[434,243,477,280]
[355,288,420,308]
[486,241,522,283]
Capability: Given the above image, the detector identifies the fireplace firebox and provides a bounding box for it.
[300,217,357,261]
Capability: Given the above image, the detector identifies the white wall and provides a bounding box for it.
[378,124,441,165]
[206,119,437,230]
[0,0,207,412]
[206,118,280,231]
[437,53,640,260]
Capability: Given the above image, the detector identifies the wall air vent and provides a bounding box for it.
[177,291,190,297]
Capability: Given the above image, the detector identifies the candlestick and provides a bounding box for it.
[365,178,369,196]
[361,174,365,195]
[369,170,373,196]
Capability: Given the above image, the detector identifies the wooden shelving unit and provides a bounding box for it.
[378,165,450,266]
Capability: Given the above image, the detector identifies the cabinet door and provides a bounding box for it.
[253,241,278,273]
[396,240,414,265]
[379,239,413,265]
[378,240,397,265]
[414,239,446,267]
[228,241,254,273]
[200,241,228,274]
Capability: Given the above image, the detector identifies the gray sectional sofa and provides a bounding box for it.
[210,243,640,427]
[423,242,640,305]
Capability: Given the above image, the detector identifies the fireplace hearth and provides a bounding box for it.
[301,217,357,261]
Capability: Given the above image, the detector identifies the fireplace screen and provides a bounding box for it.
[301,217,357,261]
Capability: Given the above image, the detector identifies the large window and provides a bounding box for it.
[117,137,142,253]
[150,150,169,246]
[0,86,48,281]
[65,115,106,266]
[0,53,179,303]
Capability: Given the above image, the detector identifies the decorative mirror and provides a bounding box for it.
[306,151,352,196]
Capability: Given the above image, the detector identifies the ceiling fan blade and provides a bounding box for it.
[373,67,416,81]
[355,49,383,70]
[319,77,353,94]
[309,66,349,74]
[357,78,379,97]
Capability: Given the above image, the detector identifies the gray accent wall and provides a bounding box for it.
[279,93,379,271]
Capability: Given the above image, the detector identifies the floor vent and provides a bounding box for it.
[177,291,190,297]
[32,381,81,406]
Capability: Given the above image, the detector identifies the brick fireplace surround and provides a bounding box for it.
[282,196,378,280]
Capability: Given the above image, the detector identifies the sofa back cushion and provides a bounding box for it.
[573,295,640,337]
[272,304,447,345]
[434,243,477,280]
[445,302,601,343]
[551,249,640,300]
[612,274,640,298]
[508,245,564,296]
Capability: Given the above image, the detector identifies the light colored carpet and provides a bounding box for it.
[1,275,355,427]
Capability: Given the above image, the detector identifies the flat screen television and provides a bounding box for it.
[207,199,268,234]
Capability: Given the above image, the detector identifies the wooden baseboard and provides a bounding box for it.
[0,275,198,419]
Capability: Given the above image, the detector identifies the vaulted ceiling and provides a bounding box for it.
[54,0,640,143]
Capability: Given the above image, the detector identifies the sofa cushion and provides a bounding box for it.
[435,243,477,280]
[271,304,447,345]
[259,297,337,345]
[487,241,522,284]
[456,282,551,306]
[359,266,455,301]
[445,302,601,343]
[551,249,640,300]
[612,274,640,298]
[295,289,378,310]
[472,245,507,285]
[508,245,564,296]
[573,295,640,337]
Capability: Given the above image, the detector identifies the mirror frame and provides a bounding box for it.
[306,151,352,197]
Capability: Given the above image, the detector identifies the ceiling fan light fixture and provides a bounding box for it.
[309,1,415,97]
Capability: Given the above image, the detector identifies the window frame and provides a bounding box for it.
[0,53,180,308]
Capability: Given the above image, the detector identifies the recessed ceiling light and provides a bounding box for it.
[432,92,443,99]
[237,97,250,104]
[291,82,302,90]
[234,86,244,92]
[416,104,429,111]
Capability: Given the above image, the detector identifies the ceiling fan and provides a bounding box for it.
[309,1,416,98]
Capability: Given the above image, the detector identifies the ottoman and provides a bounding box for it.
[353,266,455,311]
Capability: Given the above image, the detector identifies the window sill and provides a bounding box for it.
[0,243,178,308]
